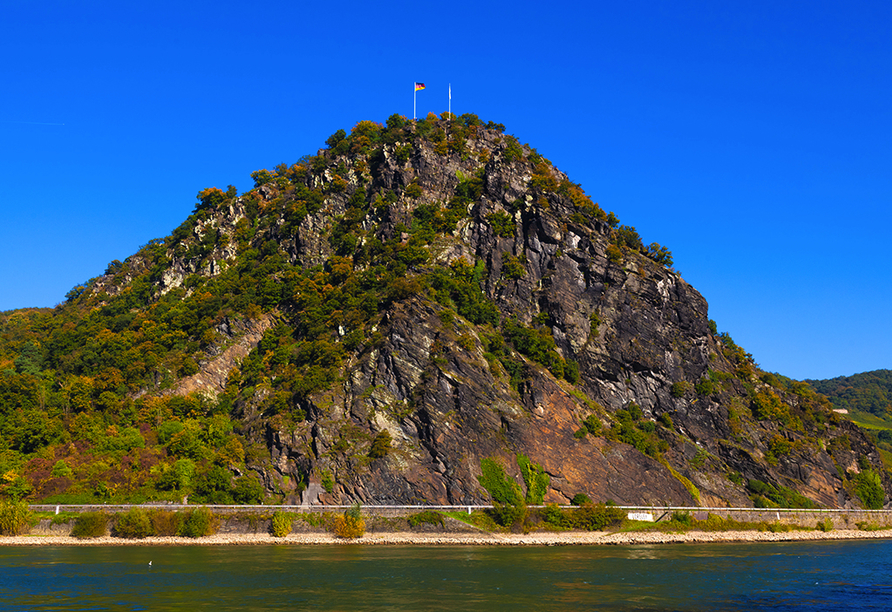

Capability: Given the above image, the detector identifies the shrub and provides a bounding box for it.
[589,312,601,337]
[855,469,885,510]
[752,390,791,422]
[490,500,527,529]
[571,493,592,506]
[149,509,181,536]
[542,504,564,527]
[517,454,549,504]
[760,522,792,533]
[581,415,601,436]
[51,460,74,479]
[478,458,524,507]
[613,225,643,250]
[816,518,833,532]
[645,242,673,266]
[114,507,152,539]
[368,430,392,459]
[543,503,622,531]
[695,378,714,396]
[332,503,365,539]
[321,470,335,493]
[746,479,816,509]
[670,382,687,398]
[856,521,884,531]
[478,458,528,528]
[0,499,33,536]
[501,254,526,280]
[271,511,293,538]
[232,475,265,504]
[178,507,219,538]
[574,503,624,531]
[71,512,109,539]
[487,212,515,238]
[564,360,580,384]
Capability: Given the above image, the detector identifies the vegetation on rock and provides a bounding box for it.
[0,112,887,511]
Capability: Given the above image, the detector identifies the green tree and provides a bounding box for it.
[325,129,347,149]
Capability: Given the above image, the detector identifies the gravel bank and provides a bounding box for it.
[3,529,892,546]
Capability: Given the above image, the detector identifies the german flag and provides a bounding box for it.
[414,83,426,91]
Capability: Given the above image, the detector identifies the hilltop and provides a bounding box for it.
[0,113,887,512]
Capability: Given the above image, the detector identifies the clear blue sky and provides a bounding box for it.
[1,0,889,381]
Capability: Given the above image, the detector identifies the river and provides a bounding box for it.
[1,539,890,610]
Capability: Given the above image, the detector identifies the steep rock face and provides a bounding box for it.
[88,115,888,509]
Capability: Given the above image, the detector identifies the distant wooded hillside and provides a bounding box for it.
[807,370,892,418]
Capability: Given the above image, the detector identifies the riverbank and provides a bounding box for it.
[3,528,892,546]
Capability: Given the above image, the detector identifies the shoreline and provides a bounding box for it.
[3,528,892,547]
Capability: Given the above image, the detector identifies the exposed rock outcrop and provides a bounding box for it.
[87,115,889,510]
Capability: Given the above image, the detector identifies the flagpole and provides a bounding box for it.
[448,83,451,118]
[413,83,416,120]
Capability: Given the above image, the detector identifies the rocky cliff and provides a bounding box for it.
[8,114,888,510]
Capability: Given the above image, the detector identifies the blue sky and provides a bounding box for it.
[1,0,889,381]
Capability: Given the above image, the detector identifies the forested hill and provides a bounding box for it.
[0,113,888,512]
[807,370,892,418]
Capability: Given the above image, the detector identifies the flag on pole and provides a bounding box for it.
[413,83,425,119]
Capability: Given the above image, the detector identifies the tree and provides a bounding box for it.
[325,129,346,149]
[645,242,674,266]
[195,187,226,211]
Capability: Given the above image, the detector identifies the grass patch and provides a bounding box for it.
[661,460,701,505]
[847,410,892,430]
[408,510,445,528]
[856,521,888,531]
[32,511,81,525]
[294,511,336,529]
[614,512,823,535]
[441,510,500,532]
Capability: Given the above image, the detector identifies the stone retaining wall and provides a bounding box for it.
[27,505,892,534]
